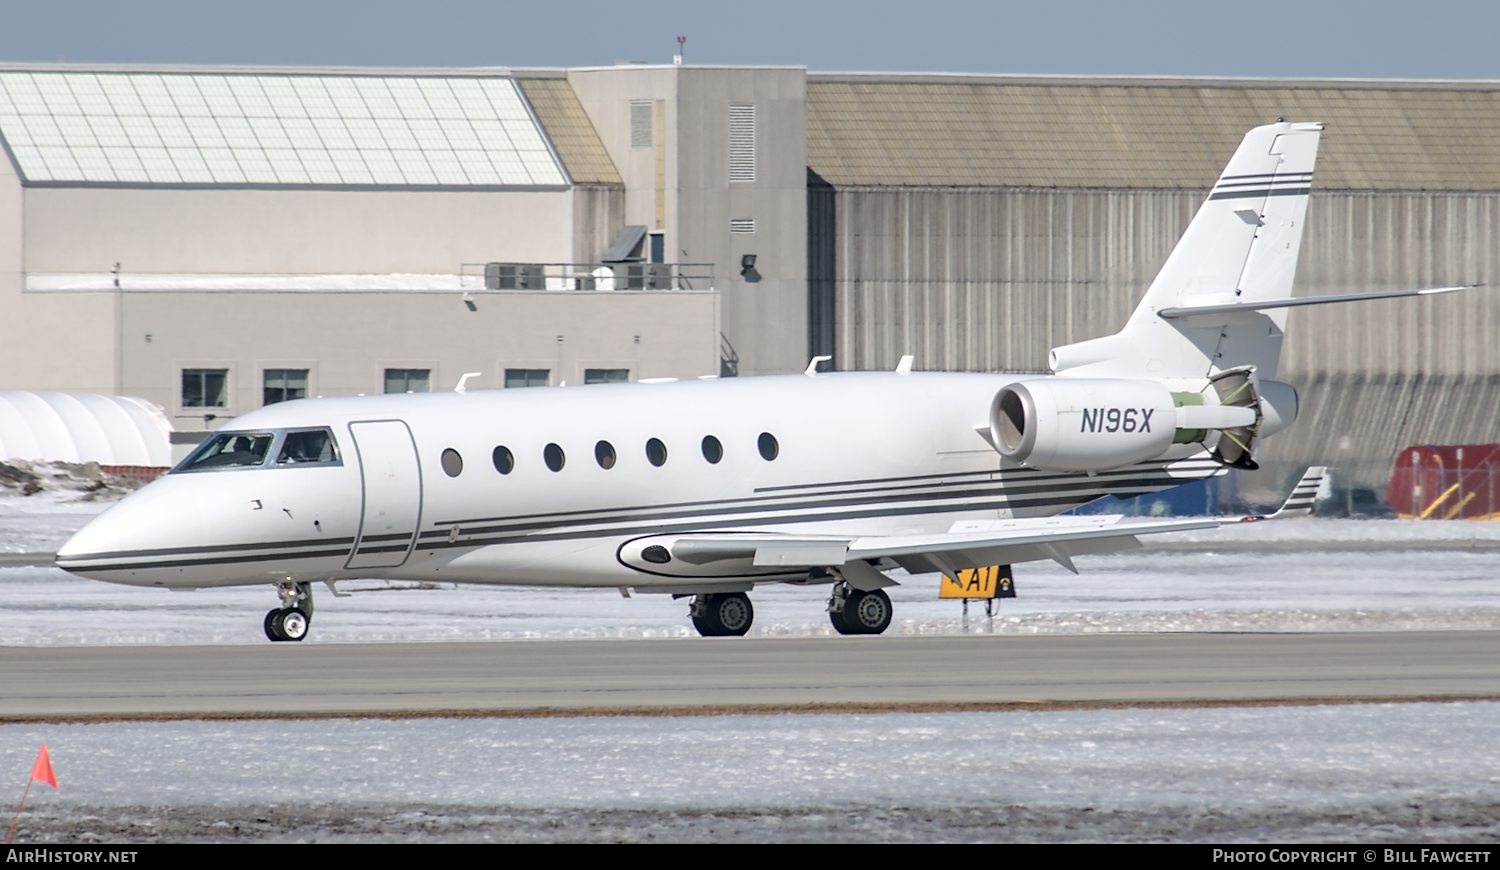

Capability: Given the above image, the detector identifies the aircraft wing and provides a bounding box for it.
[670,515,1218,582]
[669,466,1326,586]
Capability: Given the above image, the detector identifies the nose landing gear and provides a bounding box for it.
[264,581,314,642]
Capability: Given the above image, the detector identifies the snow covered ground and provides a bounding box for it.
[3,485,1500,842]
[3,704,1498,843]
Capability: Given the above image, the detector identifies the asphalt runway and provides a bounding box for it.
[4,630,1498,721]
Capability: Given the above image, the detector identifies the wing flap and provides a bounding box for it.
[666,516,1218,571]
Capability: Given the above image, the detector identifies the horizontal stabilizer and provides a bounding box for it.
[1158,285,1477,320]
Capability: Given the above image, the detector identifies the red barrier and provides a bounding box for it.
[100,465,169,484]
[1386,445,1500,520]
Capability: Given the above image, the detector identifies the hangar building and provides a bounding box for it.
[0,63,1496,491]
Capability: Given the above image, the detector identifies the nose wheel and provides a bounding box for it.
[264,582,314,642]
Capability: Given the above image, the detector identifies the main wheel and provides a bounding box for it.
[691,592,754,637]
[831,588,893,636]
[264,608,285,641]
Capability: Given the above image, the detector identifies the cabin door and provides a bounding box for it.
[345,420,423,570]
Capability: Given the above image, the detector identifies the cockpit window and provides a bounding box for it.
[276,428,339,465]
[173,427,342,473]
[176,432,275,471]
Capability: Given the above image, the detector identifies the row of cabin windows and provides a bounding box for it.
[179,366,632,409]
[439,433,780,478]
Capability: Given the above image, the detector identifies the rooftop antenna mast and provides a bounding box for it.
[674,35,686,65]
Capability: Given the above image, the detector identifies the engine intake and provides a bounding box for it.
[991,379,1178,471]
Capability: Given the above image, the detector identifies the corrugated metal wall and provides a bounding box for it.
[811,186,1500,489]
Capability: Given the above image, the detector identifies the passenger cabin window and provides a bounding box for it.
[544,442,566,472]
[645,438,668,467]
[181,368,228,409]
[701,435,723,464]
[595,440,617,469]
[493,445,514,475]
[758,432,779,461]
[275,428,339,465]
[441,448,464,477]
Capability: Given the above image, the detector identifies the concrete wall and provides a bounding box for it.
[570,66,808,376]
[22,186,573,273]
[0,171,716,418]
[116,288,719,426]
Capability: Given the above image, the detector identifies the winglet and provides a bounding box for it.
[1240,466,1326,522]
[805,355,832,376]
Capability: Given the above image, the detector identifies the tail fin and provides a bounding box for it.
[1051,121,1324,381]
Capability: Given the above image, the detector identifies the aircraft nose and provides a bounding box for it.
[55,505,133,578]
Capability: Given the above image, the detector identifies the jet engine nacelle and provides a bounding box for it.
[990,379,1178,471]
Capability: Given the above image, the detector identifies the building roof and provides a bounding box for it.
[517,77,622,185]
[806,75,1500,191]
[0,69,569,188]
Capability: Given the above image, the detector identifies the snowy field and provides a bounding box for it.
[3,704,1498,843]
[3,486,1500,842]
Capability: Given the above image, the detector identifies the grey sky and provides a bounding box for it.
[1,0,1496,80]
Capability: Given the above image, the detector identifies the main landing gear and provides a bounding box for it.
[264,581,314,642]
[689,591,754,637]
[685,584,895,638]
[827,583,892,636]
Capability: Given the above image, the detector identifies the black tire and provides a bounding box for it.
[691,592,754,637]
[264,608,285,642]
[848,588,893,635]
[828,601,856,635]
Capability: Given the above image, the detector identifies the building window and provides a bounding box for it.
[181,368,228,409]
[729,104,755,183]
[263,369,308,405]
[505,368,550,388]
[584,368,630,385]
[384,368,431,394]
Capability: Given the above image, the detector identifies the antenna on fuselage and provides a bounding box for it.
[453,372,482,393]
[804,355,832,376]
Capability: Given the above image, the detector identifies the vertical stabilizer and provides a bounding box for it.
[1050,122,1323,380]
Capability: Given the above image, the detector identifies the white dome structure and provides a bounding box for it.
[0,392,173,468]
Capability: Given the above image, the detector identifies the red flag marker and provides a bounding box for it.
[6,744,59,844]
[29,745,58,790]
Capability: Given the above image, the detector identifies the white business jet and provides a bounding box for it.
[55,122,1470,641]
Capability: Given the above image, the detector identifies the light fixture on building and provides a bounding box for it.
[462,291,477,312]
[740,254,756,276]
